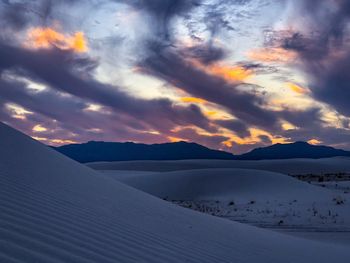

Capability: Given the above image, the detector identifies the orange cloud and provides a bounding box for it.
[308,139,322,145]
[222,140,233,148]
[180,97,207,104]
[287,82,309,94]
[26,27,88,53]
[32,136,77,145]
[51,139,77,144]
[247,47,296,63]
[6,103,33,120]
[32,124,47,133]
[32,136,48,142]
[281,121,296,131]
[189,59,252,82]
[209,65,252,82]
[204,111,218,116]
[168,136,187,142]
[70,32,87,53]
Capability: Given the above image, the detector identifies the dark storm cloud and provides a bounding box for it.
[139,44,279,131]
[0,77,87,123]
[279,0,350,117]
[184,44,227,65]
[0,0,30,29]
[236,61,280,75]
[0,76,118,138]
[125,0,199,18]
[121,0,337,146]
[0,66,199,146]
[215,119,250,138]
[0,0,90,34]
[0,91,171,146]
[279,108,325,129]
[200,5,235,38]
[117,0,200,40]
[0,1,56,28]
[128,0,304,135]
[304,53,350,117]
[0,43,214,136]
[183,0,260,41]
[0,0,218,146]
[297,0,350,41]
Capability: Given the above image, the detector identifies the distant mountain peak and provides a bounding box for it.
[294,141,309,144]
[238,141,350,160]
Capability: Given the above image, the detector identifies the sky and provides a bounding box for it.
[1,0,350,154]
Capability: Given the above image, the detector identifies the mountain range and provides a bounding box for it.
[53,140,350,163]
[53,141,234,163]
[237,141,350,160]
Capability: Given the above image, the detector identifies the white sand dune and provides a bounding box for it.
[1,122,350,262]
[109,168,332,201]
[103,169,350,232]
[88,157,350,174]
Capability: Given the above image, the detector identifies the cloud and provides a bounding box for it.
[286,82,309,94]
[215,119,250,138]
[3,0,350,153]
[122,0,338,149]
[277,0,350,117]
[247,47,297,63]
[171,127,230,150]
[0,41,215,139]
[183,44,227,65]
[0,0,219,147]
[180,97,208,104]
[26,27,88,52]
[0,75,179,146]
[139,43,279,131]
[118,0,200,41]
[279,108,324,129]
[0,0,31,29]
[0,0,84,29]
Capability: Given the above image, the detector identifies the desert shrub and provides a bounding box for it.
[333,196,346,205]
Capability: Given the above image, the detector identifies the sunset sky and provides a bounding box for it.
[1,0,350,153]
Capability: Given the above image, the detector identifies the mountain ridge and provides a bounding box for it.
[53,140,234,163]
[53,140,350,163]
[237,141,350,160]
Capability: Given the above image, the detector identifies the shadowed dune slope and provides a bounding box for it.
[88,158,350,174]
[111,168,333,201]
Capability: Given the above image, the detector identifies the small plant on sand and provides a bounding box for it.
[333,196,346,205]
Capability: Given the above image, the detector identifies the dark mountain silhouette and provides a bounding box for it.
[237,141,350,160]
[53,140,350,163]
[53,141,234,163]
